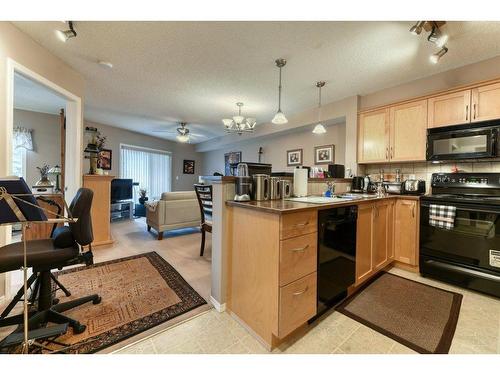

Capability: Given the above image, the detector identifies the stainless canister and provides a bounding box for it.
[269,177,282,200]
[252,174,269,201]
[280,179,292,198]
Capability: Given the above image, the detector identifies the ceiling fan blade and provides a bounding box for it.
[152,130,177,133]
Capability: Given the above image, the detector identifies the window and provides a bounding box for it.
[120,145,172,201]
[12,145,26,178]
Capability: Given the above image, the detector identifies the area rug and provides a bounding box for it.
[50,252,207,353]
[336,272,462,354]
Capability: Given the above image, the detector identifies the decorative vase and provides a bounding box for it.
[139,196,148,205]
[89,156,98,174]
[34,176,53,187]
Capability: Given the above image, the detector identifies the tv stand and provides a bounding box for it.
[110,201,133,222]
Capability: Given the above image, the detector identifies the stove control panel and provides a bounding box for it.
[431,173,500,188]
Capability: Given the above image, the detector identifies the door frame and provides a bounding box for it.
[3,58,83,300]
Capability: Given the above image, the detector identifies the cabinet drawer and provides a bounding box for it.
[280,210,317,240]
[278,272,317,338]
[280,233,317,286]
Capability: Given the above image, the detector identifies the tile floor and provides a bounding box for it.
[116,267,500,354]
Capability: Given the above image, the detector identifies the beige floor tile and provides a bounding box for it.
[221,341,251,354]
[239,335,271,354]
[118,339,156,354]
[388,342,418,354]
[339,325,399,354]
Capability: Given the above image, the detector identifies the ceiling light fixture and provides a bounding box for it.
[271,58,288,124]
[98,61,113,69]
[176,123,190,143]
[222,102,256,135]
[56,21,77,42]
[409,21,426,35]
[430,46,448,64]
[312,81,327,134]
[427,25,449,48]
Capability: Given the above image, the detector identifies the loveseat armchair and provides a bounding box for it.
[146,191,200,240]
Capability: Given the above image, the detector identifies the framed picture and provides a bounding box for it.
[97,149,112,170]
[287,149,303,166]
[224,151,242,176]
[183,159,195,174]
[314,144,335,165]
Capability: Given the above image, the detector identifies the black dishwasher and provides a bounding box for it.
[316,206,357,317]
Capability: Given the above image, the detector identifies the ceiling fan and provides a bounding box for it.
[153,122,207,143]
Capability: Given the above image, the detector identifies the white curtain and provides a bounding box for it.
[120,145,172,201]
[13,127,33,151]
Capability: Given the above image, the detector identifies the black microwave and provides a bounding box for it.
[427,122,500,161]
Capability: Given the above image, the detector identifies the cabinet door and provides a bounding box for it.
[358,109,390,163]
[387,200,395,260]
[428,90,471,128]
[356,203,374,284]
[394,199,418,266]
[471,82,500,123]
[389,100,427,162]
[373,200,394,270]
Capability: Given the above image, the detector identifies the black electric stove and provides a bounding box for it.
[420,173,500,298]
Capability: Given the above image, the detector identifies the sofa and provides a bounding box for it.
[146,191,200,240]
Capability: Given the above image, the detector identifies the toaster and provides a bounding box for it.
[383,182,403,195]
[402,179,426,195]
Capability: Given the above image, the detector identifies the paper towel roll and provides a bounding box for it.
[293,167,308,197]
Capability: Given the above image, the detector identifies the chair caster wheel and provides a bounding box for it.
[93,296,102,305]
[73,324,86,334]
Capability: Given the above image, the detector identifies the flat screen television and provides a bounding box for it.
[111,178,133,202]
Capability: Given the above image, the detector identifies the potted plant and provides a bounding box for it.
[138,188,148,205]
[95,134,107,174]
[35,164,53,186]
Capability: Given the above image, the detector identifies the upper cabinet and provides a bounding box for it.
[389,100,428,162]
[471,82,500,123]
[358,108,390,163]
[427,89,471,128]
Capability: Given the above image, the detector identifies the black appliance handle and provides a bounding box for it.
[423,259,500,282]
[420,201,500,214]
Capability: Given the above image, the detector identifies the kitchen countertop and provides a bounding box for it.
[226,194,422,214]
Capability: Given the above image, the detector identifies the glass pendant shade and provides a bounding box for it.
[246,118,256,129]
[272,110,288,124]
[233,115,245,124]
[222,119,233,128]
[312,123,327,134]
[176,134,189,143]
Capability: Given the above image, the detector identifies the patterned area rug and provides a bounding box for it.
[336,272,462,354]
[51,252,206,353]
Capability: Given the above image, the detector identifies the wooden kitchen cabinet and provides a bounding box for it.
[355,203,374,284]
[427,89,471,128]
[394,199,419,266]
[358,108,390,163]
[373,200,394,269]
[471,82,500,122]
[389,100,427,162]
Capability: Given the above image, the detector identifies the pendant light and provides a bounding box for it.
[271,58,288,124]
[312,81,327,134]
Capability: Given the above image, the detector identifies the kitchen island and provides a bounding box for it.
[225,194,421,350]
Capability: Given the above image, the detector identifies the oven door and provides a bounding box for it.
[420,200,500,273]
[426,127,497,161]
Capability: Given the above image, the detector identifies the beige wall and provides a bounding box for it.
[0,22,85,299]
[84,121,203,192]
[14,109,61,186]
[201,123,346,175]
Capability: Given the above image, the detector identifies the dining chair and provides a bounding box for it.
[193,184,213,256]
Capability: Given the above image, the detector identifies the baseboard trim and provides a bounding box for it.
[210,296,226,312]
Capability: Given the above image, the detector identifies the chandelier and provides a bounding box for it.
[222,102,256,135]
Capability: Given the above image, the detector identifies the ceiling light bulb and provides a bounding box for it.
[272,110,288,125]
[55,29,72,42]
[98,61,113,69]
[312,123,327,134]
[409,21,425,35]
[176,134,189,143]
[430,46,448,64]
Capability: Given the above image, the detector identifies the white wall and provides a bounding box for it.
[201,123,346,175]
[84,121,203,191]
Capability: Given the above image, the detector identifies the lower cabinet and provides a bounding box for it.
[394,199,419,266]
[355,200,395,285]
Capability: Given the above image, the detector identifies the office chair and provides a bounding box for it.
[0,188,101,337]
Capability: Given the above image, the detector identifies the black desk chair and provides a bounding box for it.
[0,188,101,337]
[194,184,213,257]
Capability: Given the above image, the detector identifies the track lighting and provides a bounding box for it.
[409,21,426,35]
[56,21,77,42]
[427,26,448,48]
[430,47,448,64]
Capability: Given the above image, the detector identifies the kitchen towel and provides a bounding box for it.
[429,204,456,230]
